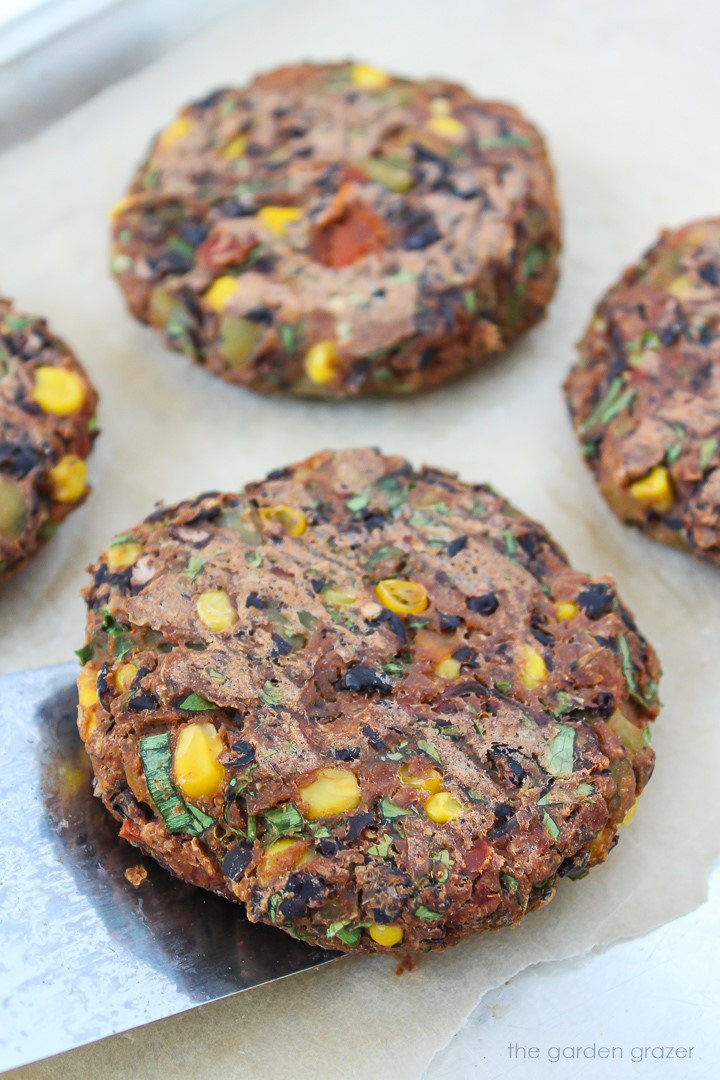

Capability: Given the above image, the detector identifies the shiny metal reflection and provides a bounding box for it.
[0,663,337,1073]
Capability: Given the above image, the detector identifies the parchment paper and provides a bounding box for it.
[2,1,719,1077]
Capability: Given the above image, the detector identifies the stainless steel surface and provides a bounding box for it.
[0,662,336,1074]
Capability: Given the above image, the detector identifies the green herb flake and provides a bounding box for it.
[139,732,215,837]
[366,544,405,569]
[499,871,524,908]
[326,921,363,946]
[463,289,477,313]
[75,643,93,664]
[575,782,595,796]
[259,680,282,707]
[100,609,128,637]
[367,834,394,857]
[545,724,576,775]
[414,905,442,920]
[502,529,517,557]
[618,634,658,708]
[278,323,297,354]
[700,436,718,471]
[108,533,137,547]
[381,659,406,678]
[183,555,204,580]
[417,739,442,764]
[261,802,304,841]
[542,811,560,840]
[205,666,228,681]
[112,636,134,661]
[346,490,370,515]
[246,550,263,568]
[495,680,512,694]
[298,610,317,630]
[379,796,413,820]
[178,692,217,711]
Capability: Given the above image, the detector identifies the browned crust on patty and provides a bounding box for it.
[0,298,98,583]
[77,449,658,955]
[111,62,560,397]
[565,219,720,565]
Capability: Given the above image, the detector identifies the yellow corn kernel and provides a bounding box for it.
[305,340,339,385]
[424,790,464,823]
[258,837,308,885]
[399,763,443,794]
[32,366,86,415]
[323,588,357,607]
[427,114,467,140]
[429,97,451,116]
[620,798,639,828]
[518,644,547,689]
[257,206,302,237]
[375,578,429,616]
[158,115,192,149]
[48,455,87,503]
[196,589,236,632]
[173,722,225,799]
[114,663,138,693]
[554,601,579,622]
[629,466,674,511]
[667,274,695,299]
[351,63,390,90]
[204,276,238,313]
[299,767,361,819]
[78,665,99,709]
[368,922,404,947]
[221,135,247,159]
[258,504,307,537]
[105,541,142,572]
[108,194,140,221]
[434,657,461,680]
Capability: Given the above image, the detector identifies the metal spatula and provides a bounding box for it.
[0,663,337,1074]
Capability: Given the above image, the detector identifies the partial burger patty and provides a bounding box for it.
[77,449,658,955]
[565,219,720,565]
[0,298,98,583]
[111,62,560,397]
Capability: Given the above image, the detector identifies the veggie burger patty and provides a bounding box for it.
[77,449,659,955]
[0,298,97,583]
[111,62,560,398]
[565,219,720,565]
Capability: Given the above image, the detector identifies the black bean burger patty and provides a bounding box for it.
[111,62,560,398]
[0,298,98,583]
[565,219,720,566]
[77,449,658,955]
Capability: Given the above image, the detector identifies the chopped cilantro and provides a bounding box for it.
[545,724,576,775]
[75,643,93,665]
[259,680,282,707]
[179,692,217,711]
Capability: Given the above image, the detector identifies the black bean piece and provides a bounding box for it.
[362,726,387,752]
[245,592,266,609]
[128,692,158,712]
[222,842,253,880]
[447,535,468,557]
[577,583,614,619]
[699,263,719,285]
[334,746,361,761]
[228,740,256,767]
[340,665,392,694]
[345,811,375,842]
[271,633,293,657]
[467,592,499,615]
[438,612,463,630]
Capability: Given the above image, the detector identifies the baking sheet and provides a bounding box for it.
[2,0,719,1076]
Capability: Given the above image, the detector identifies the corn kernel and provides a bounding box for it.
[32,366,86,415]
[221,135,247,159]
[257,206,302,237]
[434,657,461,680]
[204,276,239,313]
[48,455,87,503]
[518,644,547,689]
[368,922,404,947]
[375,578,429,616]
[258,837,308,885]
[173,722,225,799]
[299,767,361,818]
[629,466,674,511]
[305,340,339,385]
[399,763,443,794]
[158,115,192,149]
[427,114,467,140]
[105,541,142,572]
[114,663,138,693]
[620,798,639,828]
[429,96,451,116]
[78,665,99,708]
[351,63,390,90]
[108,194,140,221]
[258,504,307,537]
[196,589,236,632]
[667,274,695,299]
[425,790,464,823]
[554,601,579,622]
